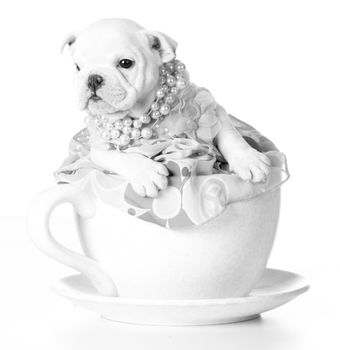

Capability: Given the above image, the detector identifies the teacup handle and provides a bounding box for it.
[27,184,117,297]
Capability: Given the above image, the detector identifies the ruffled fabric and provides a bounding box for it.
[150,85,221,143]
[55,90,289,229]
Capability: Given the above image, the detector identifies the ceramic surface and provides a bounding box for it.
[52,268,309,326]
[28,183,280,298]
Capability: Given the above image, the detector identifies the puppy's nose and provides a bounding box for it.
[88,74,104,92]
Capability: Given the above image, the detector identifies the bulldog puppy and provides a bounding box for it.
[62,18,270,197]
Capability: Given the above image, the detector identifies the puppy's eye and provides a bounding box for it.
[118,59,135,69]
[75,63,81,71]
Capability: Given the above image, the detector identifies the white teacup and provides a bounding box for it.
[27,182,280,300]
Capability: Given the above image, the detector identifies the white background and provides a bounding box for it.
[0,0,339,349]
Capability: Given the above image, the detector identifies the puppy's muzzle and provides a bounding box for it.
[88,74,104,93]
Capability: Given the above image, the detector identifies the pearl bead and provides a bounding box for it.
[160,66,167,75]
[160,76,166,85]
[159,104,170,115]
[131,128,141,139]
[165,94,175,105]
[141,127,153,139]
[133,119,142,128]
[175,73,183,80]
[114,120,124,130]
[170,86,178,94]
[101,130,111,141]
[151,111,161,119]
[119,134,130,146]
[123,117,132,127]
[176,78,187,90]
[161,85,169,93]
[110,129,120,139]
[166,62,175,72]
[156,89,165,98]
[103,122,113,131]
[167,76,176,87]
[140,114,151,124]
[151,102,158,111]
[123,126,132,134]
[176,62,186,72]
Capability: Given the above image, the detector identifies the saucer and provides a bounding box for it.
[51,268,309,326]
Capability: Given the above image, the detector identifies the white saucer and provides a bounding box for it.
[52,268,309,326]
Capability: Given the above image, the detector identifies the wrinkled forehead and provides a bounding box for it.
[73,28,146,65]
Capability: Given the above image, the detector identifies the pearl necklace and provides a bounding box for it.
[84,59,188,150]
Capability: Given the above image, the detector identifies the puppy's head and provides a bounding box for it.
[62,18,177,116]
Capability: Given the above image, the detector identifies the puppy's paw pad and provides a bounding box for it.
[250,166,268,183]
[229,149,271,183]
[130,159,169,197]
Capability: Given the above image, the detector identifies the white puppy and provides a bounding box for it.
[63,18,270,197]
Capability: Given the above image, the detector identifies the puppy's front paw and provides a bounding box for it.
[130,158,169,198]
[228,148,271,183]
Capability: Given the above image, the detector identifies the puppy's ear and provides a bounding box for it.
[139,30,177,63]
[61,33,77,54]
